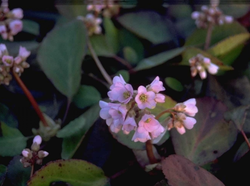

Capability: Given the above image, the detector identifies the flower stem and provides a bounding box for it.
[113,55,134,70]
[155,109,173,120]
[204,22,214,50]
[30,164,34,178]
[62,99,70,124]
[241,129,250,149]
[12,70,48,127]
[87,38,112,85]
[146,140,158,164]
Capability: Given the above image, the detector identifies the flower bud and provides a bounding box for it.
[2,55,14,66]
[11,8,23,19]
[33,135,42,145]
[9,20,22,35]
[38,150,49,158]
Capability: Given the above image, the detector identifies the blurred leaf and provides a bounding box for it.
[233,138,250,162]
[37,20,87,100]
[5,41,39,56]
[123,46,138,65]
[115,70,129,82]
[28,159,109,186]
[154,180,169,186]
[185,21,248,47]
[181,47,234,71]
[171,97,237,165]
[208,33,250,65]
[22,19,39,36]
[165,77,184,92]
[135,47,184,71]
[73,85,101,109]
[117,10,175,44]
[7,155,31,186]
[0,103,18,128]
[103,17,119,54]
[0,165,6,186]
[61,103,100,159]
[162,155,224,186]
[220,4,250,18]
[56,5,88,19]
[57,118,86,138]
[0,123,27,157]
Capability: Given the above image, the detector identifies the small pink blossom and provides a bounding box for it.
[2,55,13,66]
[148,76,165,93]
[99,101,111,120]
[110,75,126,89]
[33,135,42,145]
[18,46,31,59]
[135,86,156,109]
[155,93,165,103]
[11,8,23,19]
[122,116,137,134]
[182,98,198,117]
[132,127,151,142]
[108,83,133,104]
[9,20,22,35]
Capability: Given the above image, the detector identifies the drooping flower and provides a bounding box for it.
[122,116,137,134]
[174,98,198,117]
[135,86,156,109]
[148,76,165,93]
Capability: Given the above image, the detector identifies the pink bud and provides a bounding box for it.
[2,55,14,66]
[33,135,42,145]
[9,20,22,35]
[11,8,23,19]
[18,46,30,59]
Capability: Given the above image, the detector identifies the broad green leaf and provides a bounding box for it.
[0,103,18,128]
[185,21,248,47]
[181,47,233,71]
[233,138,250,162]
[117,10,175,44]
[28,159,109,186]
[0,123,27,156]
[56,5,88,18]
[22,19,39,35]
[165,77,184,92]
[171,97,237,165]
[37,20,87,100]
[123,46,138,65]
[0,165,6,185]
[135,47,184,71]
[57,117,86,138]
[7,156,31,186]
[73,85,101,109]
[115,70,129,82]
[220,4,250,18]
[103,17,119,54]
[61,103,100,159]
[208,33,250,65]
[162,155,224,186]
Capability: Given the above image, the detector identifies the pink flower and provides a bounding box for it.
[132,127,151,142]
[110,75,126,89]
[122,116,137,134]
[148,76,165,93]
[182,98,198,117]
[33,135,42,145]
[2,55,13,66]
[108,83,133,104]
[99,101,111,120]
[11,8,23,19]
[108,103,127,121]
[9,20,22,35]
[18,46,31,59]
[135,86,156,109]
[155,93,165,103]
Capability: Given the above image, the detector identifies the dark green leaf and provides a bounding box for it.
[117,10,175,44]
[233,138,250,162]
[0,103,18,128]
[22,19,39,35]
[7,156,31,186]
[73,85,101,109]
[37,20,87,100]
[171,97,237,165]
[0,165,6,186]
[0,123,27,157]
[56,5,88,19]
[28,159,109,186]
[135,47,184,71]
[165,77,184,92]
[162,155,224,186]
[123,46,138,65]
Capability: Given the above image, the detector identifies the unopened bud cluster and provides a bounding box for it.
[100,75,166,143]
[20,135,49,167]
[191,4,233,28]
[189,54,219,79]
[77,14,102,36]
[0,44,30,85]
[0,0,23,40]
[87,0,119,18]
[167,98,198,135]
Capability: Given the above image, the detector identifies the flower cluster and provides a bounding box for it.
[77,14,102,36]
[20,135,49,167]
[191,4,233,28]
[0,0,23,41]
[167,98,198,134]
[189,54,219,79]
[0,44,30,85]
[100,75,166,142]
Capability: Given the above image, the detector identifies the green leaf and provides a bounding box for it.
[57,117,86,138]
[135,47,184,71]
[73,85,101,109]
[0,103,18,128]
[171,97,237,165]
[115,70,129,82]
[0,123,27,157]
[208,33,250,65]
[56,5,88,19]
[181,47,233,71]
[37,20,87,100]
[117,10,175,44]
[22,19,39,35]
[28,159,109,186]
[162,155,225,186]
[0,165,6,186]
[7,156,31,186]
[165,77,184,92]
[61,103,100,159]
[123,46,138,65]
[185,21,248,47]
[233,138,250,162]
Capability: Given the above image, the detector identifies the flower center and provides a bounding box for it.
[139,94,147,103]
[123,91,130,99]
[145,118,151,123]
